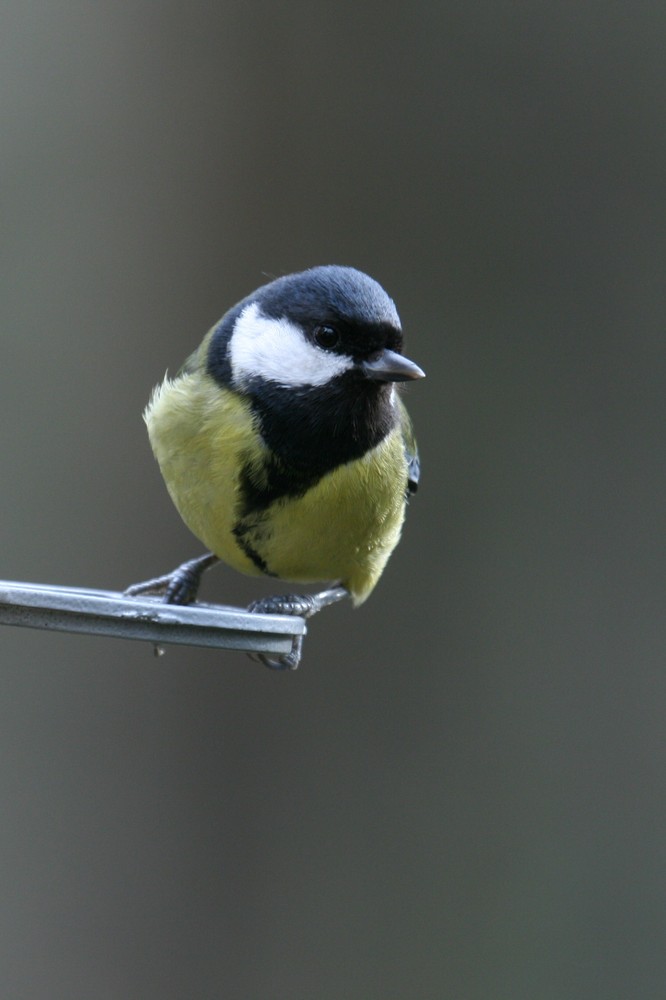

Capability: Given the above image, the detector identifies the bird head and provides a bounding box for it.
[207,265,425,395]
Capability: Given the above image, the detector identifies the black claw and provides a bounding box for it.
[163,565,201,605]
[252,635,304,671]
[125,553,219,606]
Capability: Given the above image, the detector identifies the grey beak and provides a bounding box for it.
[361,348,426,383]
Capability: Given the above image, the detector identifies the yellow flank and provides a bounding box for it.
[145,372,261,576]
[145,370,408,605]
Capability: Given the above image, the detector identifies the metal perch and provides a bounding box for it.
[0,580,306,659]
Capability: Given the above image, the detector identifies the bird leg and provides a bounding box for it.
[247,585,349,670]
[124,552,219,605]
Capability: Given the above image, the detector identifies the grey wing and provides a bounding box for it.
[396,394,420,496]
[406,450,420,495]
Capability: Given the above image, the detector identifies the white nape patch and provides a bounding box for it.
[229,301,353,389]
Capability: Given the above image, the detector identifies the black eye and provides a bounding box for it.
[313,324,340,350]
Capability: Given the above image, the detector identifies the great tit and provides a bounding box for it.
[127,265,424,668]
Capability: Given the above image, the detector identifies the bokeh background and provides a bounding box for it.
[1,2,664,997]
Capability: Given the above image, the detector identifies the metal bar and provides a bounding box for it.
[0,580,306,655]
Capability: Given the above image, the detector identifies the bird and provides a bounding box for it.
[126,265,424,668]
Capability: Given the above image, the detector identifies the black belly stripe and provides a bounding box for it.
[232,459,318,576]
[232,522,277,576]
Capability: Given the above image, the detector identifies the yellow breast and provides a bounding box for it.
[145,371,408,604]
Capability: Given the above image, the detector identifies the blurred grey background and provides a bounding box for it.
[1,2,664,997]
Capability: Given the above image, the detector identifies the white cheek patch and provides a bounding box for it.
[229,302,353,389]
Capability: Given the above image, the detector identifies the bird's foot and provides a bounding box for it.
[247,586,348,670]
[248,585,348,620]
[124,552,219,605]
